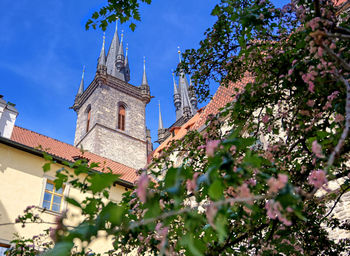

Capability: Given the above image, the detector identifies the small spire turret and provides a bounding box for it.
[177,46,182,63]
[140,57,151,103]
[72,65,85,111]
[116,30,125,73]
[158,101,164,130]
[78,65,85,96]
[142,56,148,86]
[124,43,130,82]
[158,101,166,144]
[189,79,198,110]
[173,71,181,116]
[97,33,107,74]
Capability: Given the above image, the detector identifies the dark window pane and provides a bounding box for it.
[46,183,54,191]
[43,192,52,202]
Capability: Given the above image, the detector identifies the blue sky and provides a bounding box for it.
[0,0,288,147]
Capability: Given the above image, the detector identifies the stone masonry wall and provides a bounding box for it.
[74,82,148,169]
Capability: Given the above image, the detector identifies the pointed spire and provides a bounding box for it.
[177,46,182,63]
[98,32,106,67]
[125,43,129,65]
[106,19,120,75]
[124,43,130,82]
[158,100,164,130]
[77,65,85,96]
[117,30,124,57]
[172,70,178,95]
[142,56,148,86]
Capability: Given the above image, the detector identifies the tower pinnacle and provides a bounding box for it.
[142,56,148,86]
[158,101,164,130]
[78,65,85,96]
[177,46,182,63]
[97,33,106,72]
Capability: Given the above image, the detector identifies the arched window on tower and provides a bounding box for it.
[118,105,126,131]
[86,105,91,133]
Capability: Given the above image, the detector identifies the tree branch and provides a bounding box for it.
[327,74,350,167]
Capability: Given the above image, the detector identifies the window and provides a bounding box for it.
[118,105,126,131]
[0,243,10,256]
[86,107,91,133]
[42,180,64,212]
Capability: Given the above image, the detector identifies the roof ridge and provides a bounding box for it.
[14,125,74,146]
[13,125,135,171]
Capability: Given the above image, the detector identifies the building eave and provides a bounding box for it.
[0,136,134,189]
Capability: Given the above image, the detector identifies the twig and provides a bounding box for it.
[129,195,266,229]
[325,33,350,40]
[327,74,350,167]
[322,44,350,71]
[319,185,350,222]
[0,221,73,227]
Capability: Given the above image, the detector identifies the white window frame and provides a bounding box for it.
[39,175,70,214]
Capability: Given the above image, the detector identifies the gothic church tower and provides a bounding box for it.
[72,23,151,170]
[157,48,198,144]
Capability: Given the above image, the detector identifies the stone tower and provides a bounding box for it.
[157,48,198,144]
[72,23,151,170]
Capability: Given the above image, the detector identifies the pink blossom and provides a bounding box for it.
[312,140,324,158]
[265,200,292,226]
[267,174,288,193]
[259,13,265,20]
[327,91,339,101]
[307,100,315,107]
[238,184,251,199]
[308,17,320,31]
[335,114,344,123]
[317,47,324,57]
[206,140,221,157]
[308,81,315,93]
[262,114,269,124]
[186,172,200,193]
[136,172,149,203]
[308,169,327,188]
[292,60,297,66]
[330,42,336,50]
[197,145,206,150]
[206,203,218,229]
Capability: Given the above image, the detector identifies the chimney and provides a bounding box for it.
[0,96,19,139]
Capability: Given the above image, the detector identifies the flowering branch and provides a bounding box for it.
[129,195,266,229]
[327,74,350,167]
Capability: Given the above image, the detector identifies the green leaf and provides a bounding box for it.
[88,172,119,194]
[129,23,136,31]
[215,214,228,243]
[65,197,81,208]
[42,241,74,256]
[209,180,224,201]
[43,163,51,172]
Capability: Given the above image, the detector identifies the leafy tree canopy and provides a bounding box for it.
[5,0,350,255]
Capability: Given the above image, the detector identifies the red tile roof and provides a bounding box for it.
[10,126,137,184]
[193,76,253,130]
[153,75,253,156]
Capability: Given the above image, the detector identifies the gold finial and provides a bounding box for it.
[143,56,146,64]
[177,46,181,63]
[126,43,129,51]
